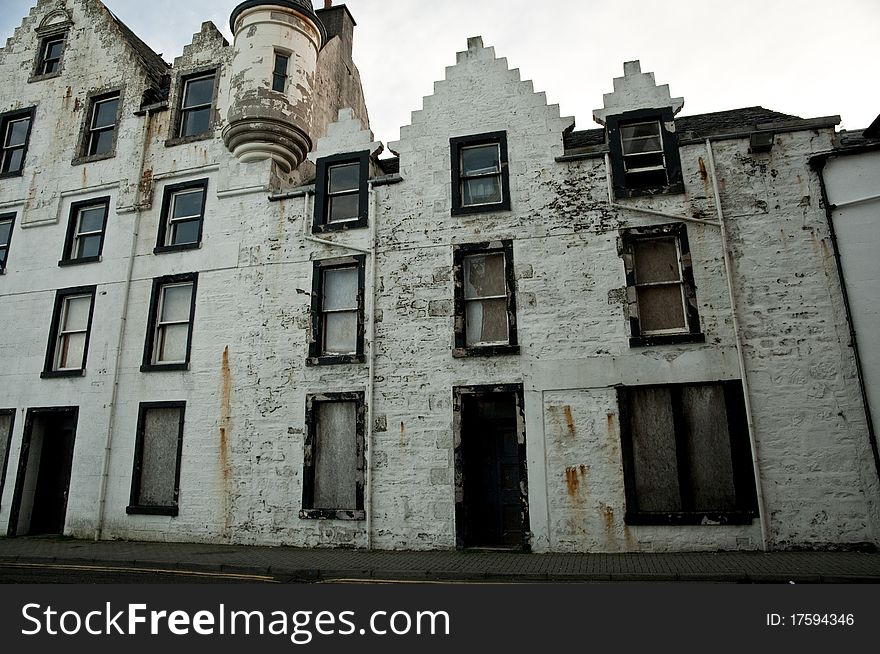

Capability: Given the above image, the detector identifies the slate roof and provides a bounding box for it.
[103,6,170,100]
[563,106,803,151]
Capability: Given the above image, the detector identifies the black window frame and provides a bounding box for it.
[0,212,15,273]
[620,223,703,347]
[126,401,186,517]
[300,391,366,521]
[59,196,110,266]
[453,240,519,357]
[154,179,208,253]
[0,107,36,179]
[72,89,123,164]
[0,408,15,511]
[167,68,218,145]
[617,380,758,526]
[607,107,684,199]
[313,151,370,233]
[41,285,97,378]
[450,131,511,216]
[308,255,366,366]
[272,51,289,93]
[32,32,67,80]
[141,273,198,372]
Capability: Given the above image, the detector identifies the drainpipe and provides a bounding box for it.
[603,148,770,551]
[298,184,378,550]
[704,140,769,552]
[811,159,880,482]
[95,109,153,541]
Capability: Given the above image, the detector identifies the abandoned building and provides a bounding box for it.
[0,0,878,554]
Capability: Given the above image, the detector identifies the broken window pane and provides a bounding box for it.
[637,285,686,333]
[137,407,182,507]
[313,401,357,510]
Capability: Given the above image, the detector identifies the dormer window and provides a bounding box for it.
[313,151,369,232]
[450,131,511,215]
[606,109,684,198]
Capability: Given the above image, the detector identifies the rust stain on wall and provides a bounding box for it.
[563,405,576,437]
[564,464,588,498]
[606,412,615,437]
[220,346,233,533]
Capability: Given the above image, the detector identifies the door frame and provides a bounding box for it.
[6,406,79,537]
[453,383,530,551]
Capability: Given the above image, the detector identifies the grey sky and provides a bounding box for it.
[3,0,878,146]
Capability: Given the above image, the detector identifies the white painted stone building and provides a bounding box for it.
[0,0,877,553]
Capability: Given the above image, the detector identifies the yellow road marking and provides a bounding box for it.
[0,562,277,583]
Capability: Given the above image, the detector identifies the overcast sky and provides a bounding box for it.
[3,0,878,144]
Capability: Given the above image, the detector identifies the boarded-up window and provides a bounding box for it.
[618,381,757,525]
[127,403,185,516]
[620,224,703,346]
[0,410,14,509]
[301,393,365,519]
[453,240,519,356]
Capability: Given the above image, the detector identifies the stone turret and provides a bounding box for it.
[222,1,326,172]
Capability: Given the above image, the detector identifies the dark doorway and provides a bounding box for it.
[7,407,78,537]
[454,385,529,550]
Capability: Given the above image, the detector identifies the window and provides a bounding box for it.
[155,179,207,252]
[42,286,96,378]
[272,52,289,92]
[300,392,365,520]
[453,240,519,357]
[312,151,369,232]
[617,381,758,525]
[620,223,703,346]
[0,213,14,272]
[607,108,683,198]
[35,34,66,77]
[176,71,215,139]
[127,402,185,516]
[0,409,15,511]
[83,93,120,158]
[0,109,34,177]
[309,256,365,365]
[142,274,198,372]
[450,131,510,215]
[60,197,109,265]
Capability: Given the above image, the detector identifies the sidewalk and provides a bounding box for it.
[1,536,879,582]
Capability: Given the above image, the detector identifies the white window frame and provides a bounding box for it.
[86,95,120,157]
[54,293,92,371]
[459,142,503,208]
[620,120,666,174]
[632,235,689,336]
[178,73,214,137]
[153,281,194,365]
[462,251,510,347]
[165,188,204,246]
[321,266,359,356]
[1,116,30,175]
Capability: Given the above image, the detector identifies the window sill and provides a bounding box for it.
[28,71,62,83]
[140,363,189,373]
[451,199,511,216]
[0,171,24,180]
[41,369,85,379]
[629,333,705,347]
[154,242,201,255]
[126,505,179,517]
[59,256,101,267]
[624,510,757,526]
[312,218,368,233]
[165,133,213,148]
[306,354,366,366]
[299,509,365,521]
[453,344,520,358]
[614,180,685,199]
[71,152,116,166]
